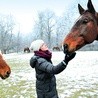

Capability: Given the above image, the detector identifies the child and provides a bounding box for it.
[29,39,76,98]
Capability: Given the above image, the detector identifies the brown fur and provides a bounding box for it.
[63,0,98,53]
[0,52,11,79]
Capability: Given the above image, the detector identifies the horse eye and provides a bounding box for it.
[82,19,88,24]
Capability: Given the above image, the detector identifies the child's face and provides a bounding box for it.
[40,43,49,51]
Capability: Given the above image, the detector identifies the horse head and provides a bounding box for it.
[63,0,98,53]
[0,51,11,79]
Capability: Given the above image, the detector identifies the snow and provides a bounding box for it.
[1,51,98,97]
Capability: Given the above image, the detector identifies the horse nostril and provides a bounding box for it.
[6,71,10,77]
[63,44,68,53]
[64,44,68,49]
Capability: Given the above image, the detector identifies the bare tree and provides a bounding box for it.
[37,12,45,39]
[33,10,56,49]
[44,10,56,48]
[15,31,22,53]
[0,14,15,53]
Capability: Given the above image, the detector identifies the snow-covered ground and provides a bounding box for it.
[0,51,98,98]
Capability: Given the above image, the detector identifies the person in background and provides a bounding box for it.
[29,39,76,98]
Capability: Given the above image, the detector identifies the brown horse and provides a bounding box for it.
[63,0,98,53]
[24,47,30,53]
[53,46,60,51]
[0,51,11,79]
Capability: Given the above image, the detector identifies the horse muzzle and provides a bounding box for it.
[63,44,69,54]
[0,70,11,79]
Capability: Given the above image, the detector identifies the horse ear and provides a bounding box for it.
[78,4,85,15]
[87,0,95,14]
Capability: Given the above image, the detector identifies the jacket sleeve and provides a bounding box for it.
[30,56,37,68]
[36,58,67,74]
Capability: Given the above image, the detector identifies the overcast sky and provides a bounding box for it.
[0,0,97,34]
[0,0,74,34]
